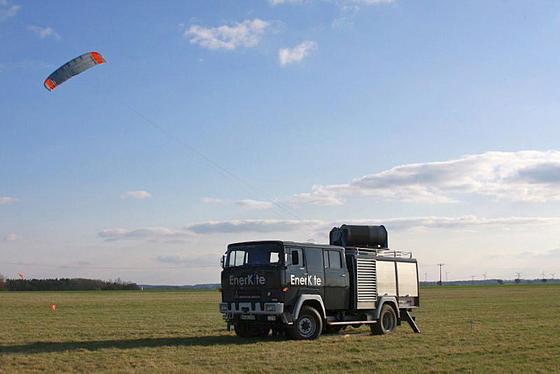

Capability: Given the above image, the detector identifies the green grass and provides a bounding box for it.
[1,285,559,373]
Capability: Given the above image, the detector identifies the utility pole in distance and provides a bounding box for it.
[437,264,445,286]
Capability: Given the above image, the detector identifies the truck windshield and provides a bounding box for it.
[226,244,283,267]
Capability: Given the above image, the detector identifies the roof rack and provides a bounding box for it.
[356,247,413,259]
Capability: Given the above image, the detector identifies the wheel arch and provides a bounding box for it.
[375,297,400,320]
[293,295,326,320]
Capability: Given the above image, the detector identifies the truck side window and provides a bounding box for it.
[291,250,300,266]
[227,251,236,267]
[304,248,323,270]
[328,250,342,269]
[286,248,302,266]
[234,250,246,266]
[323,249,342,269]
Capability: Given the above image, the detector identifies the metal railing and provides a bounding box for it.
[357,247,413,259]
[377,249,413,259]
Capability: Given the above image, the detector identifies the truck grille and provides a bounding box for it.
[356,257,377,308]
[235,290,261,299]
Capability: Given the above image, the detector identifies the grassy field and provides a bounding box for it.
[1,285,559,373]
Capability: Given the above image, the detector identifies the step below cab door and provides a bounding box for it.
[322,248,349,310]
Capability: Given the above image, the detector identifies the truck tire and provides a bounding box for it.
[234,322,269,338]
[288,306,323,340]
[257,326,271,337]
[371,304,397,335]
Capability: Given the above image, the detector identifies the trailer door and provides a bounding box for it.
[397,262,419,297]
[376,260,397,297]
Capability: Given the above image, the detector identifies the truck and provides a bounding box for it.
[219,224,420,340]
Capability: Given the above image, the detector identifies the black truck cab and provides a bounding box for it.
[220,225,420,340]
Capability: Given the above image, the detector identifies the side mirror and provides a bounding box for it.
[220,255,225,269]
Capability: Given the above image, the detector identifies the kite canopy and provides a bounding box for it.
[44,51,105,91]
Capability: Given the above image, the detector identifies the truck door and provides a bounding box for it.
[299,247,324,296]
[322,248,349,310]
[285,246,306,290]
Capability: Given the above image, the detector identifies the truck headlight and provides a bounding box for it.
[219,303,228,313]
[264,303,276,312]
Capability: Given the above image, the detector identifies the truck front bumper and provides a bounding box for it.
[219,302,284,315]
[220,302,293,329]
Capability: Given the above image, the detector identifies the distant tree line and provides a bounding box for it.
[2,277,140,291]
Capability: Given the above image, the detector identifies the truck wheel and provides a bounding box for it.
[288,306,323,340]
[234,322,252,338]
[257,326,271,337]
[371,305,397,335]
[271,326,286,337]
[234,322,267,338]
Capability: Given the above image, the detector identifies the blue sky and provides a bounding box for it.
[2,0,560,284]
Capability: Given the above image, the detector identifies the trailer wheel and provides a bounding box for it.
[371,304,397,335]
[288,306,323,340]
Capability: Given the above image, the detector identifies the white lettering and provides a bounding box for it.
[229,273,267,286]
[289,273,323,286]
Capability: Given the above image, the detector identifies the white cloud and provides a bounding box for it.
[278,40,317,66]
[234,199,274,210]
[184,19,269,50]
[4,233,18,241]
[187,216,560,235]
[201,197,224,204]
[291,151,560,205]
[156,255,217,268]
[97,220,312,241]
[269,0,305,5]
[371,216,560,231]
[99,215,560,241]
[201,197,274,209]
[270,0,394,6]
[0,60,54,72]
[341,0,395,5]
[121,190,152,200]
[97,220,312,242]
[27,25,61,40]
[0,196,18,205]
[332,0,395,28]
[98,227,190,242]
[290,185,345,206]
[0,0,20,21]
[185,219,320,234]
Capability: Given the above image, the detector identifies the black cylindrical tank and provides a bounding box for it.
[329,224,388,248]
